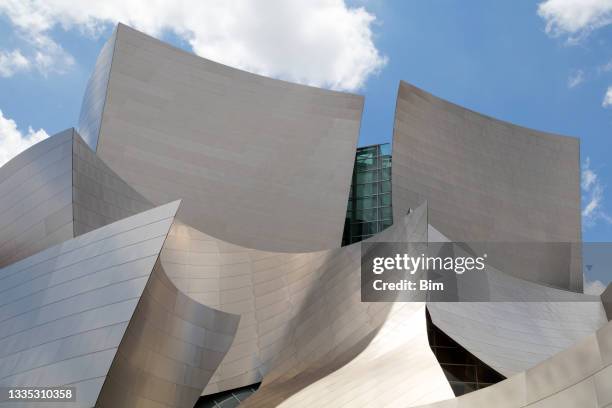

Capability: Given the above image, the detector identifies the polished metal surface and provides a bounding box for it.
[96,261,240,408]
[393,82,583,291]
[428,296,606,377]
[0,199,240,408]
[160,203,428,396]
[0,129,74,267]
[0,201,181,407]
[84,23,363,253]
[413,319,612,408]
[77,29,116,150]
[242,303,455,408]
[0,128,153,268]
[426,226,607,378]
[72,133,152,236]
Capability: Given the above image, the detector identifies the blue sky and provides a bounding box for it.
[0,1,611,288]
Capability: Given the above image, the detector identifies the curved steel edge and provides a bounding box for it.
[392,81,582,291]
[0,201,180,407]
[88,23,363,253]
[426,228,607,378]
[241,303,455,408]
[160,203,428,396]
[0,201,240,408]
[96,260,240,408]
[0,128,154,269]
[412,318,612,408]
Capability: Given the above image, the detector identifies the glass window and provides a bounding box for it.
[382,156,392,168]
[355,222,378,235]
[380,207,392,220]
[355,171,376,184]
[381,180,391,193]
[356,183,377,197]
[379,193,391,206]
[380,143,391,156]
[355,147,377,171]
[356,197,377,210]
[381,167,391,180]
[355,208,377,222]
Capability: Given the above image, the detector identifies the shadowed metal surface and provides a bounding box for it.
[412,319,612,408]
[0,130,74,267]
[602,284,612,321]
[96,260,239,408]
[0,201,180,407]
[72,132,152,236]
[83,23,363,253]
[393,82,582,291]
[0,128,153,268]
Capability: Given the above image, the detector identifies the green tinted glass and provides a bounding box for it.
[356,183,377,197]
[355,171,376,184]
[379,193,391,206]
[355,208,377,222]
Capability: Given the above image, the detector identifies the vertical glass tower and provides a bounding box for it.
[342,143,393,245]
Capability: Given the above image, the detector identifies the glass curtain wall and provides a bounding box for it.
[342,143,392,245]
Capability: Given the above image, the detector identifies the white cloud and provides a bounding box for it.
[582,157,612,227]
[0,49,30,77]
[0,0,387,91]
[603,86,612,107]
[567,69,585,88]
[598,59,612,73]
[583,276,607,295]
[0,1,74,77]
[0,110,48,167]
[538,0,612,43]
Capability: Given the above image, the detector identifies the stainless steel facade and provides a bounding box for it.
[393,81,583,291]
[0,22,608,408]
[80,23,363,253]
[96,261,240,407]
[0,129,74,267]
[161,203,428,395]
[414,319,612,408]
[0,128,153,268]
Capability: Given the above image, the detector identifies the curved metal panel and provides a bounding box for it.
[96,261,240,408]
[72,132,152,236]
[0,130,74,268]
[392,81,582,291]
[428,292,606,378]
[89,23,363,252]
[0,127,155,268]
[426,226,607,378]
[0,201,181,407]
[241,303,454,408]
[160,203,428,396]
[412,319,612,408]
[77,28,116,150]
